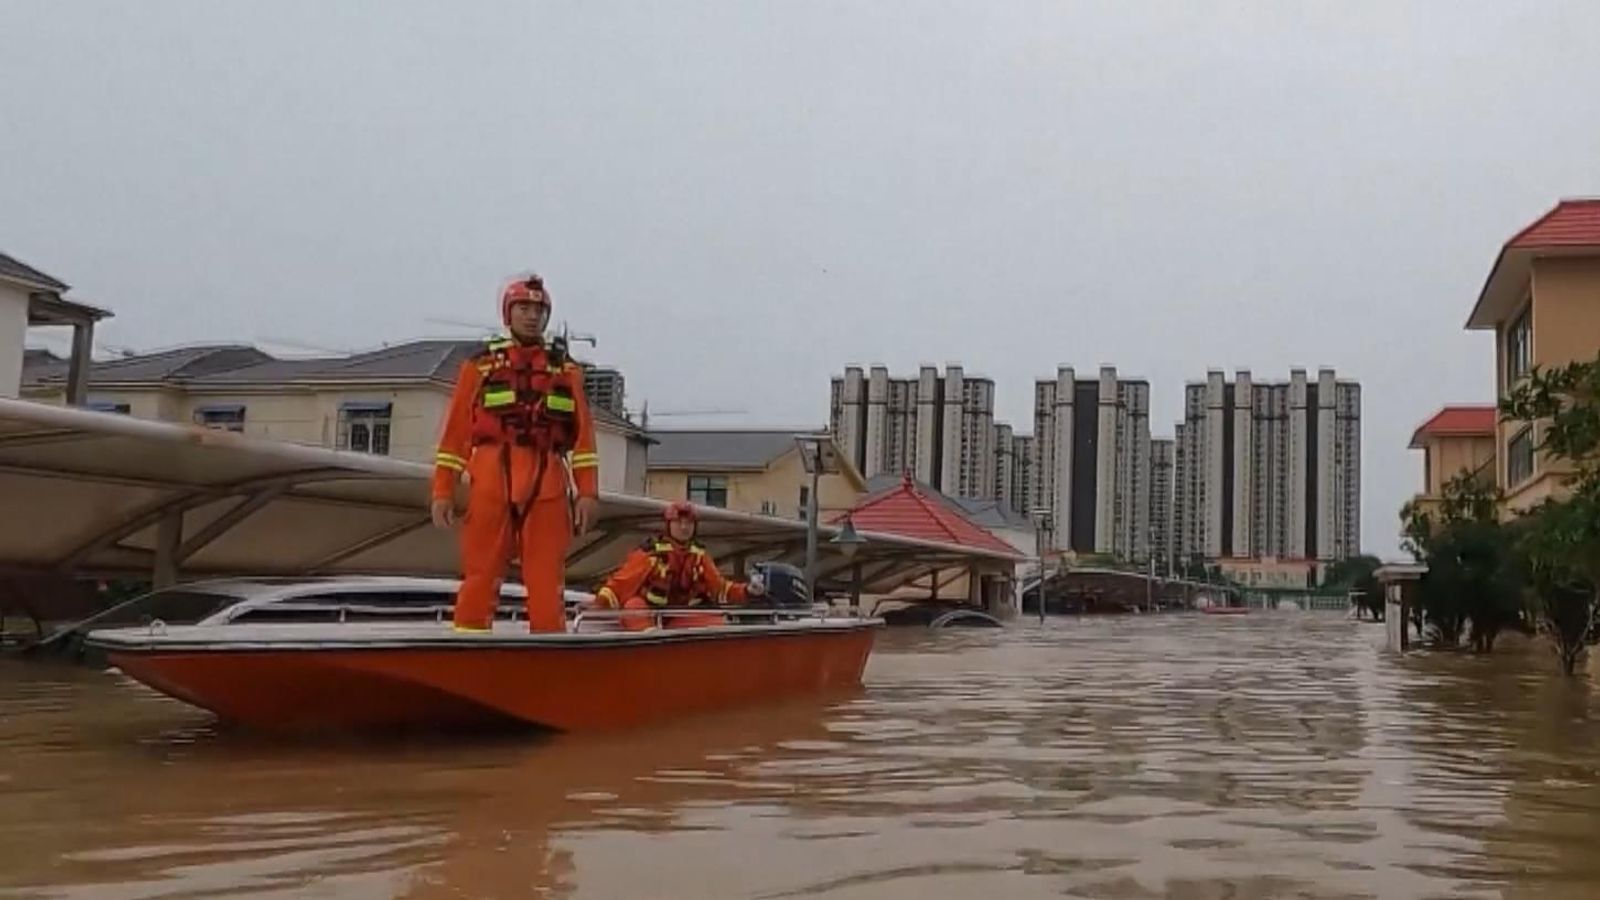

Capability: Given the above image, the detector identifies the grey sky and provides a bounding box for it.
[5,1,1599,555]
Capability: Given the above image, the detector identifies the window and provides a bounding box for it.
[759,500,778,516]
[687,475,728,508]
[194,405,245,432]
[1507,427,1535,487]
[798,484,811,520]
[338,402,393,455]
[1506,305,1532,386]
[87,398,130,415]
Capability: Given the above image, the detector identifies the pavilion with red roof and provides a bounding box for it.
[833,474,1022,610]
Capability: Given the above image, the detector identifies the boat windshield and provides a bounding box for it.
[51,588,244,635]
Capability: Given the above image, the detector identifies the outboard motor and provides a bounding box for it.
[749,561,810,608]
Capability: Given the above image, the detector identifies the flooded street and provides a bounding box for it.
[3,615,1600,899]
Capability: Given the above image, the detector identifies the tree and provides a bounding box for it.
[1520,491,1600,674]
[1502,352,1600,674]
[1398,471,1520,650]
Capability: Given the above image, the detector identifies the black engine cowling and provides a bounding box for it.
[749,561,810,608]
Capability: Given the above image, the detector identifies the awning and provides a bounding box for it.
[339,401,393,414]
[0,398,1015,595]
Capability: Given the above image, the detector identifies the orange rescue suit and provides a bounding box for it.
[433,337,599,632]
[596,537,749,631]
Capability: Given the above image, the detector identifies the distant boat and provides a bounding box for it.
[1201,605,1250,616]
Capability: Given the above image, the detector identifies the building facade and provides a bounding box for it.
[644,430,865,520]
[1465,198,1600,516]
[1406,405,1497,519]
[3,251,106,404]
[1171,368,1362,566]
[830,364,997,499]
[1150,437,1175,574]
[22,340,653,495]
[1030,365,1151,561]
[583,366,626,419]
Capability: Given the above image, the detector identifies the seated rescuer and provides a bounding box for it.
[593,501,765,631]
[430,273,600,633]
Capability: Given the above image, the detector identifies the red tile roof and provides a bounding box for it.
[1506,198,1600,249]
[1469,198,1600,329]
[836,475,1020,557]
[1409,405,1497,448]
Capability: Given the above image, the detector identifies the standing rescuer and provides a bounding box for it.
[431,273,600,633]
[594,500,764,631]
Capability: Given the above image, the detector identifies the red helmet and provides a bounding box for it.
[664,500,698,524]
[499,273,550,325]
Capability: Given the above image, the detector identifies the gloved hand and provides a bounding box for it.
[746,574,766,597]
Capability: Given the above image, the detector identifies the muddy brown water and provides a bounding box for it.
[2,615,1598,899]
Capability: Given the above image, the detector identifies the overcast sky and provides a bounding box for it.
[5,1,1599,554]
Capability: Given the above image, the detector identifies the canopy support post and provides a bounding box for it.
[65,320,95,406]
[153,512,182,588]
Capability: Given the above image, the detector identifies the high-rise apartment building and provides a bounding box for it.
[1150,438,1175,574]
[992,425,1035,517]
[583,366,627,419]
[830,364,997,499]
[994,422,1016,509]
[1171,368,1361,564]
[1011,432,1034,518]
[1030,365,1151,561]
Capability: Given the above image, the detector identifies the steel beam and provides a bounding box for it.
[564,524,627,568]
[0,429,100,450]
[306,516,431,573]
[57,467,356,571]
[174,487,286,563]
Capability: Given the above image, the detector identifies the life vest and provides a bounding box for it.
[641,538,715,607]
[468,336,580,451]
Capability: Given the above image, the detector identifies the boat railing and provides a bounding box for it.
[570,604,840,631]
[232,601,848,631]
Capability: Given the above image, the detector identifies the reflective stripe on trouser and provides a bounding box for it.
[620,596,725,632]
[453,446,572,633]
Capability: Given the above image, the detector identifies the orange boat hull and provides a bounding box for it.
[104,625,877,733]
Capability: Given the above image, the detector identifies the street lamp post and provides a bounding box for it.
[795,433,843,600]
[831,515,867,613]
[1031,509,1052,623]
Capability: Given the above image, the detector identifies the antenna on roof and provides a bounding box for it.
[556,319,596,348]
[637,401,748,431]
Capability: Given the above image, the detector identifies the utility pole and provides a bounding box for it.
[794,433,840,601]
[805,462,820,590]
[1033,509,1052,623]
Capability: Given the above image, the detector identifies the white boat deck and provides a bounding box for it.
[86,614,883,652]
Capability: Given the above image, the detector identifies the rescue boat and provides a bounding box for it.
[79,572,880,733]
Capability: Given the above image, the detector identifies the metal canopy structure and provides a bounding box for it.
[0,399,1016,595]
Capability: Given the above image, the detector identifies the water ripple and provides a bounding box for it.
[2,616,1599,898]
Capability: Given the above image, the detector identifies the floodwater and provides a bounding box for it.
[2,616,1599,900]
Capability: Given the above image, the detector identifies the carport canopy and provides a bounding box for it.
[0,398,1017,596]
